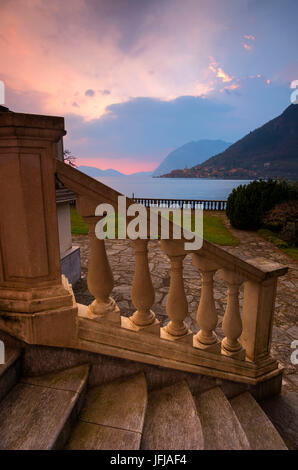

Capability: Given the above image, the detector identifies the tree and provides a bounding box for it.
[226,179,296,230]
[63,149,77,168]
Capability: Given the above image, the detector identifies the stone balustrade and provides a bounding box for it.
[0,110,288,394]
[133,197,227,211]
[54,160,288,390]
[77,225,284,363]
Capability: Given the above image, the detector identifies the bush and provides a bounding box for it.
[226,179,297,230]
[263,200,298,246]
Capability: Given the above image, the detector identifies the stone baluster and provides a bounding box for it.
[86,220,120,323]
[160,240,192,344]
[124,239,160,334]
[219,269,246,360]
[192,254,221,352]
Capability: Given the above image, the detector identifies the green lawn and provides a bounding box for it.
[71,207,238,246]
[203,214,239,246]
[70,207,89,234]
[258,228,298,262]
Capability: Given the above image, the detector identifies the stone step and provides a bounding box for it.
[66,373,147,450]
[0,364,89,449]
[194,386,250,450]
[259,391,298,450]
[230,392,287,450]
[0,347,22,402]
[141,381,204,450]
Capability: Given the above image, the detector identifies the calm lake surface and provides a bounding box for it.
[97,176,252,201]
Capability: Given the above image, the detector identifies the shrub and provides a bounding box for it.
[226,179,297,230]
[263,200,298,246]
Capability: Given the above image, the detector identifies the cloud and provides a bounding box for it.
[243,43,252,51]
[64,95,234,167]
[216,67,234,83]
[1,0,297,172]
[63,77,291,172]
[85,89,95,97]
[1,0,297,122]
[208,58,234,83]
[220,83,240,93]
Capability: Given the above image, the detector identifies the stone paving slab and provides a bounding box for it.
[72,222,297,393]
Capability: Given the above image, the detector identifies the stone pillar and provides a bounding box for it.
[127,239,160,334]
[85,219,120,323]
[219,269,246,360]
[241,278,277,362]
[0,111,77,346]
[192,253,220,352]
[160,240,192,344]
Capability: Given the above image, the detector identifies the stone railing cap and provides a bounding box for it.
[244,257,288,277]
[0,111,65,130]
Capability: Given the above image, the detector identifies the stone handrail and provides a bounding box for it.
[56,161,288,387]
[133,197,227,211]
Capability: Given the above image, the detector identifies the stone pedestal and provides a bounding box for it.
[0,111,78,347]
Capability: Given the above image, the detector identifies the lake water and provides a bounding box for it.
[97,176,252,201]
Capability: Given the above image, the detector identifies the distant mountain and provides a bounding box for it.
[152,139,231,176]
[162,105,298,180]
[78,166,153,178]
[128,171,153,177]
[78,166,124,177]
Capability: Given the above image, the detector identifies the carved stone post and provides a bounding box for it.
[0,111,77,347]
[219,269,246,360]
[85,219,120,323]
[123,239,160,334]
[241,277,278,362]
[192,253,220,352]
[160,240,192,344]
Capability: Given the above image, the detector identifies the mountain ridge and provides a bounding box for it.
[161,105,298,180]
[152,139,231,176]
[78,166,152,177]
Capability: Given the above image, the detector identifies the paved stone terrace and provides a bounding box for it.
[72,218,297,393]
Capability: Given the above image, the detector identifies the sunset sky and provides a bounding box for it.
[1,0,298,173]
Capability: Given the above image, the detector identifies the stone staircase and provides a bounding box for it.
[0,347,287,450]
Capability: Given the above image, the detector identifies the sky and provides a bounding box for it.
[1,0,298,173]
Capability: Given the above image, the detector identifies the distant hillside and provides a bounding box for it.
[152,139,231,176]
[78,166,124,177]
[78,166,152,177]
[162,105,298,180]
[128,171,153,177]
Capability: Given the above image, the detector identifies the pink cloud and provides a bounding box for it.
[220,83,240,93]
[77,157,158,174]
[216,67,234,82]
[208,59,234,83]
[0,0,220,120]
